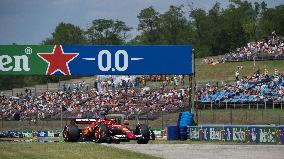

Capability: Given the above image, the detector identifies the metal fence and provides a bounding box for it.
[197,101,284,110]
[1,104,283,131]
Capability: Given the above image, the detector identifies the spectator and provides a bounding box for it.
[235,71,240,81]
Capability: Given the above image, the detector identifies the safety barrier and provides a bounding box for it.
[187,125,284,144]
[0,130,63,142]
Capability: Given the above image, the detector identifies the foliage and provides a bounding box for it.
[134,1,284,58]
[42,22,86,45]
[3,1,284,90]
[85,19,132,44]
[39,1,283,56]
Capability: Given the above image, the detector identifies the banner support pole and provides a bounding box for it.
[190,50,195,113]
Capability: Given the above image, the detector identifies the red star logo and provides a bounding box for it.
[37,45,78,75]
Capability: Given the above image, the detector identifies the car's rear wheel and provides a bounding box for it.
[63,125,80,142]
[137,124,150,144]
[94,124,109,143]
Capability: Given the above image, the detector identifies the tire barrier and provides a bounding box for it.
[179,126,188,141]
[177,112,194,127]
[174,112,195,141]
[167,125,180,140]
[186,125,284,144]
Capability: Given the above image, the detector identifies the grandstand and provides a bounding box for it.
[0,75,188,122]
[198,74,284,104]
[203,33,284,65]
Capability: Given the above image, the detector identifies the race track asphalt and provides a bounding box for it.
[109,144,284,159]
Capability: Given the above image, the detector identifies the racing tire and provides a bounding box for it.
[137,124,150,144]
[94,124,110,143]
[63,125,80,142]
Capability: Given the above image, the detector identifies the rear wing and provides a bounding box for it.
[75,119,97,124]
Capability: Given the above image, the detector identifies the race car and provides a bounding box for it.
[63,114,155,144]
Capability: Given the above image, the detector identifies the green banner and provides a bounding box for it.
[0,45,52,75]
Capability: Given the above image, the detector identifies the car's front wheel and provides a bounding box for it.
[63,125,80,142]
[136,124,150,144]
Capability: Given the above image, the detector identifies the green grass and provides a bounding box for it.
[145,60,284,89]
[0,142,161,159]
[196,60,284,82]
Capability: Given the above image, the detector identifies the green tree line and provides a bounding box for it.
[42,0,284,57]
[1,0,284,91]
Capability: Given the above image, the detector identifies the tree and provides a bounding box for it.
[228,0,265,41]
[159,5,188,44]
[190,8,212,57]
[42,22,86,45]
[259,5,284,36]
[137,6,161,44]
[86,19,132,44]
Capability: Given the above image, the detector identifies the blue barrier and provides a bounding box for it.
[177,112,194,128]
[167,125,180,140]
[179,126,188,140]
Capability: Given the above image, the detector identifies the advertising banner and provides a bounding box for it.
[0,45,192,75]
[21,131,33,138]
[248,126,260,144]
[232,126,246,142]
[224,126,233,141]
[37,130,48,137]
[200,126,210,141]
[259,126,277,144]
[47,130,62,138]
[279,126,284,144]
[171,125,284,144]
[188,126,200,140]
[209,126,223,141]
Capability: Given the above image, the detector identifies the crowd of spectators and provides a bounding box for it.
[0,76,189,121]
[203,32,284,65]
[197,70,284,104]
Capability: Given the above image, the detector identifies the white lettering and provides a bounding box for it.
[13,55,30,71]
[0,55,13,71]
[0,55,30,72]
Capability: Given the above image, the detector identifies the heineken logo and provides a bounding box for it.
[37,45,78,75]
[0,45,78,75]
[0,45,193,75]
[0,54,30,72]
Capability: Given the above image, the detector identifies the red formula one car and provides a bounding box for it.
[63,114,155,144]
